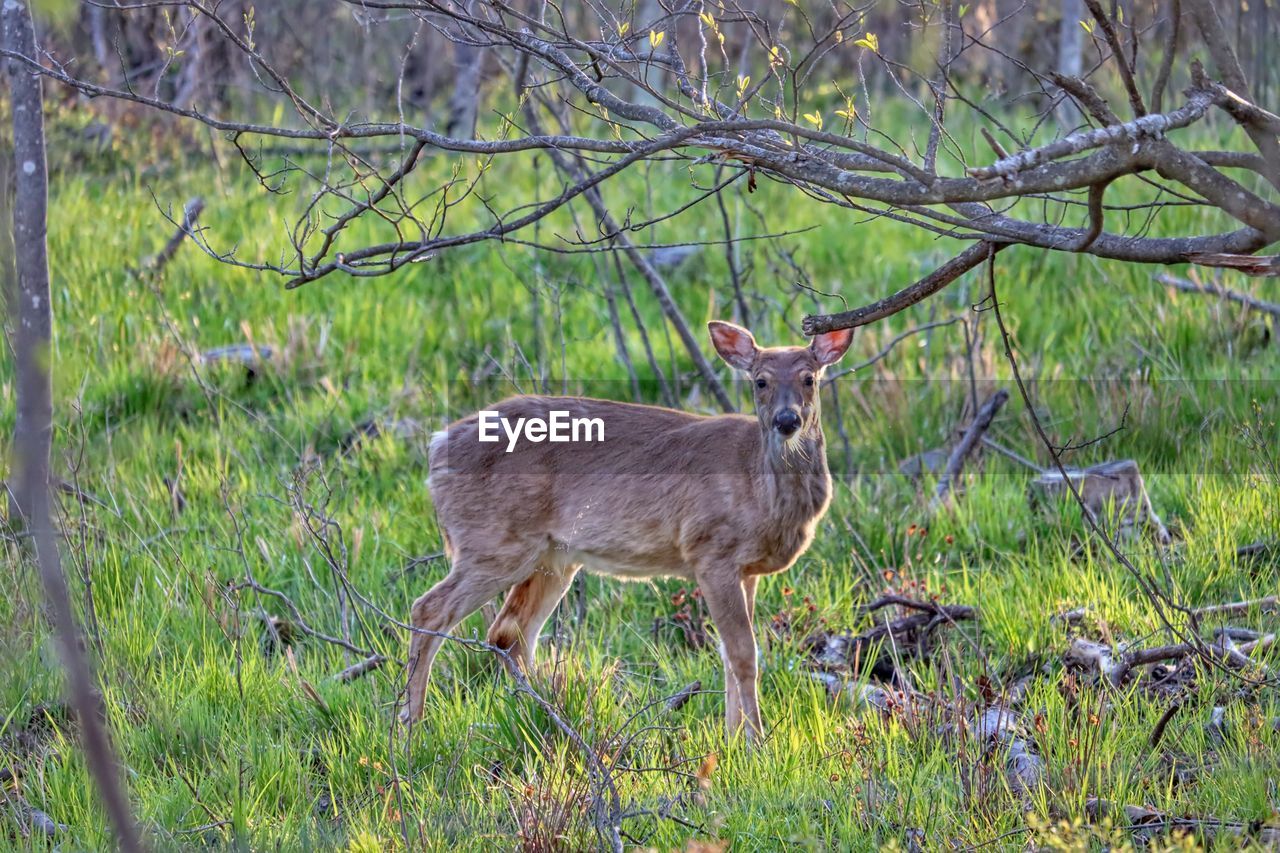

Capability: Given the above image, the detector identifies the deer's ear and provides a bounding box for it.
[708,321,758,371]
[809,328,854,366]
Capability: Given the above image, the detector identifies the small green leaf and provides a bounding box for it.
[853,32,880,51]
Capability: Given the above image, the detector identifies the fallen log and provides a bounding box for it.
[1087,798,1280,846]
[1030,460,1171,544]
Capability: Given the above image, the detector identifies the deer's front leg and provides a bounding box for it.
[701,572,763,742]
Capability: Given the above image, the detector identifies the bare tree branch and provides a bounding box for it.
[803,242,999,334]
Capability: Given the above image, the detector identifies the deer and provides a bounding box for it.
[402,321,854,741]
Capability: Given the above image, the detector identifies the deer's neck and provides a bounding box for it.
[758,424,832,523]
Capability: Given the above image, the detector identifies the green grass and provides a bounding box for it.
[2,111,1279,851]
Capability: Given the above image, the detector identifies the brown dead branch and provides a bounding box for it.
[144,196,204,275]
[1087,798,1280,846]
[804,242,999,335]
[1147,700,1183,750]
[1183,253,1280,277]
[1067,632,1268,689]
[1185,0,1280,190]
[1080,0,1147,117]
[813,596,978,679]
[932,389,1009,510]
[1156,274,1280,317]
[1235,542,1277,562]
[1191,596,1278,620]
[1049,73,1122,124]
[663,681,703,713]
[334,655,386,683]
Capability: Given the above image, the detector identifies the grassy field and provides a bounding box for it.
[2,109,1279,851]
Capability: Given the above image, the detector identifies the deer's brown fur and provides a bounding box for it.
[402,322,853,740]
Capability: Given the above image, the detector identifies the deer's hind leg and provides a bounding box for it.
[402,547,540,725]
[487,561,580,673]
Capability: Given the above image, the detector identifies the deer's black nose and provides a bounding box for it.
[773,409,802,436]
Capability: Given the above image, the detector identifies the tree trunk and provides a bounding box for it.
[1057,0,1085,125]
[444,39,485,138]
[87,1,112,76]
[4,0,51,528]
[4,7,144,849]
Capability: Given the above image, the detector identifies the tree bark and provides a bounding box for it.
[4,5,144,849]
[4,0,51,528]
[444,38,484,139]
[1057,0,1085,125]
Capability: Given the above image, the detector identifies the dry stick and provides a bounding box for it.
[1190,63,1280,136]
[561,185,641,401]
[1088,798,1280,845]
[663,680,703,713]
[981,437,1044,472]
[3,2,144,849]
[979,126,1009,160]
[1236,542,1276,560]
[1082,0,1147,117]
[1183,252,1280,277]
[1155,274,1280,318]
[932,388,1010,509]
[145,197,204,275]
[804,242,1000,335]
[601,276,642,401]
[334,655,386,683]
[1050,73,1122,124]
[1191,596,1278,619]
[985,249,1254,684]
[1148,700,1183,749]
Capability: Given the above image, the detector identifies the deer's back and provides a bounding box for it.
[427,396,765,576]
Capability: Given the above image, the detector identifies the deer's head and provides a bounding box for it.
[709,321,853,450]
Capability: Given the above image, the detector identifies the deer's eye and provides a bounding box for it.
[755,378,767,389]
[804,375,815,387]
